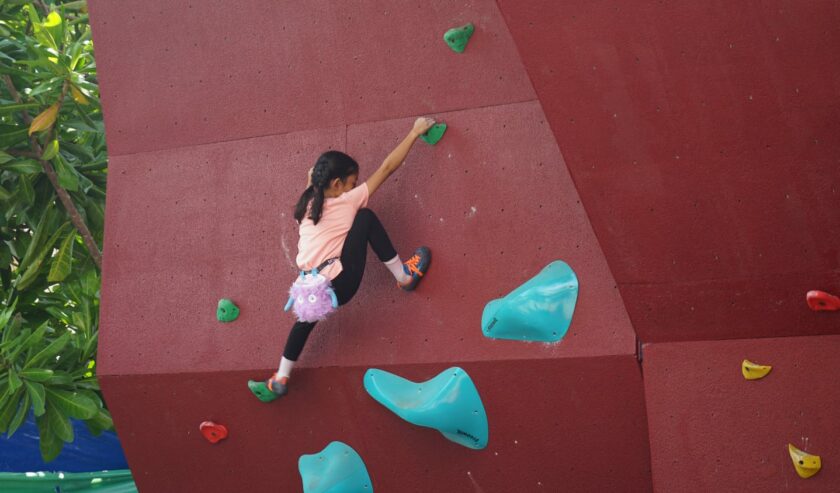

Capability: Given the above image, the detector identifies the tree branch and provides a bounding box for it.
[3,75,103,269]
[6,149,39,158]
[35,0,51,17]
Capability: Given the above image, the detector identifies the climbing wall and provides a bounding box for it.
[644,336,840,490]
[496,0,840,343]
[91,1,649,491]
[495,1,840,489]
[90,0,838,491]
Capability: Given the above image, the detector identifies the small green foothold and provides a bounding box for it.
[248,380,278,402]
[217,299,240,322]
[420,123,447,145]
[444,23,475,53]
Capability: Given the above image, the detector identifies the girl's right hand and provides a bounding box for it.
[412,117,436,137]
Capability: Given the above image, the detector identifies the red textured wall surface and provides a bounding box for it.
[101,357,650,492]
[91,1,650,491]
[90,0,839,490]
[497,0,840,342]
[644,336,840,491]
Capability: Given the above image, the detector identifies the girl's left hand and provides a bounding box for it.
[412,117,436,137]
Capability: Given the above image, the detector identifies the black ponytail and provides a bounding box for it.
[309,186,326,224]
[294,186,315,223]
[293,151,360,225]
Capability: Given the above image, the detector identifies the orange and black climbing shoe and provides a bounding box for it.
[267,374,288,397]
[399,246,431,291]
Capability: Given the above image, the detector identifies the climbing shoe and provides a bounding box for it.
[268,374,289,397]
[399,247,431,291]
[247,374,288,402]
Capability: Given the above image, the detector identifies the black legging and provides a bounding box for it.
[283,208,398,360]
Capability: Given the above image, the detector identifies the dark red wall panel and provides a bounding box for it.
[644,336,840,491]
[101,357,650,492]
[497,0,840,341]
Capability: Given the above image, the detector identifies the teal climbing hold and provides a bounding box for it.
[482,260,578,343]
[443,23,475,53]
[420,123,447,145]
[217,298,240,322]
[299,441,373,493]
[363,367,488,450]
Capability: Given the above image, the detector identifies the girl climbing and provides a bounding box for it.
[254,116,436,399]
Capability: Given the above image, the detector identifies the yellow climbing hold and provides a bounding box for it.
[788,443,821,478]
[741,359,771,380]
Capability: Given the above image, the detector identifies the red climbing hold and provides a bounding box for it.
[806,290,840,311]
[199,421,228,443]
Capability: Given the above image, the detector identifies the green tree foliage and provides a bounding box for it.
[0,0,110,462]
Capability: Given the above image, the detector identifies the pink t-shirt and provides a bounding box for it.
[296,183,369,279]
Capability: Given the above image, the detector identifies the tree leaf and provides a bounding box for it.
[24,330,70,369]
[45,387,96,420]
[16,203,56,274]
[19,174,35,205]
[28,103,60,135]
[46,371,73,385]
[43,400,73,443]
[41,139,59,160]
[84,408,112,437]
[0,127,29,149]
[0,388,23,433]
[15,221,72,291]
[0,312,23,348]
[0,298,17,330]
[8,369,22,392]
[6,390,30,438]
[19,368,54,382]
[24,380,46,417]
[70,84,88,105]
[36,411,64,462]
[54,155,79,191]
[42,12,64,50]
[0,158,42,174]
[47,232,75,282]
[16,321,49,355]
[0,102,41,113]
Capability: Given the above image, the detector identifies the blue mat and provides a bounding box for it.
[0,412,128,473]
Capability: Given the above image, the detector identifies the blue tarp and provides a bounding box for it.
[0,412,129,473]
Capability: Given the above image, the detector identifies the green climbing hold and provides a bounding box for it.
[217,298,240,322]
[443,23,474,53]
[420,123,447,145]
[247,380,278,402]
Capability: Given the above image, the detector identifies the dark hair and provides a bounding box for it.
[294,150,360,225]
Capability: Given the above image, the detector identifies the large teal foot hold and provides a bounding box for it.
[482,260,578,343]
[363,367,488,450]
[443,23,474,53]
[420,123,447,145]
[299,441,373,493]
[217,298,240,322]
